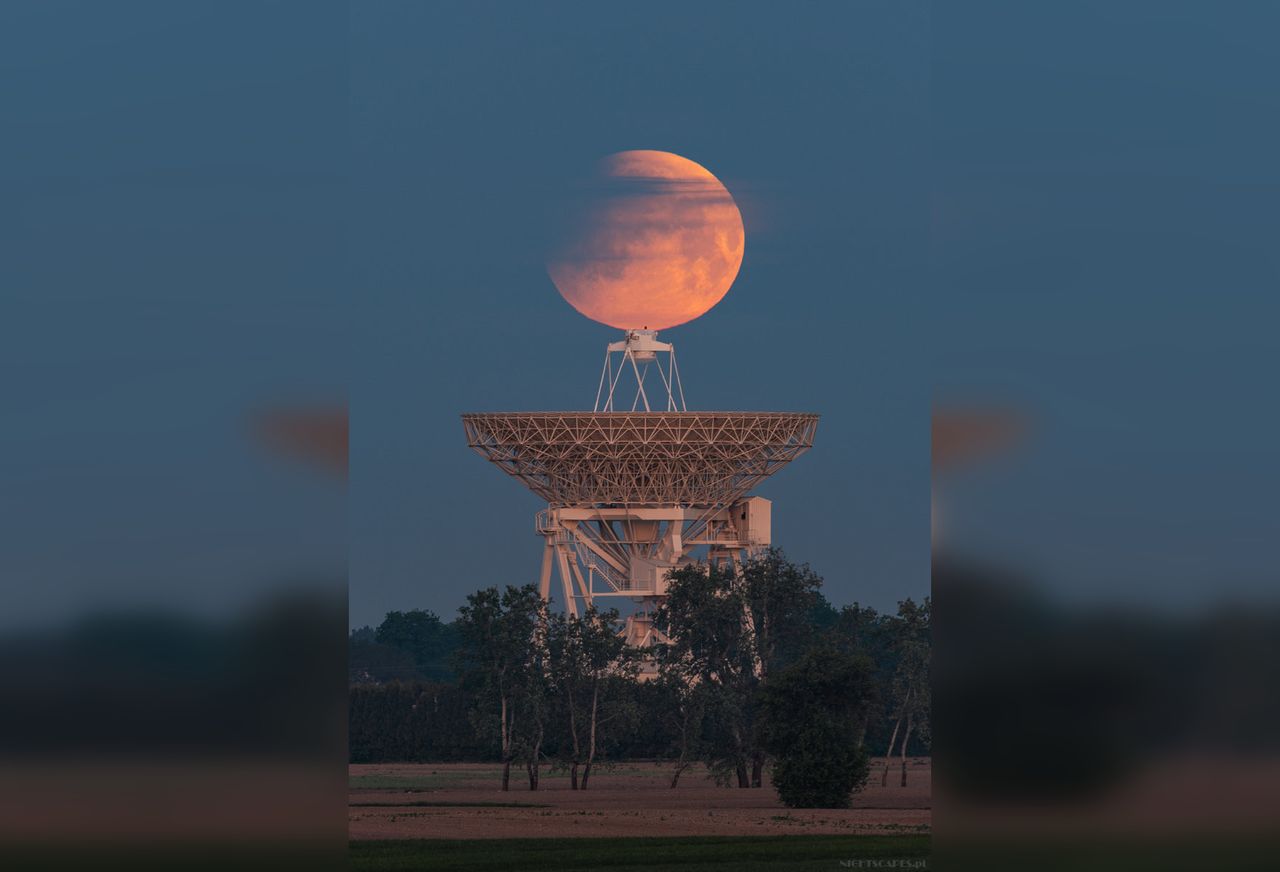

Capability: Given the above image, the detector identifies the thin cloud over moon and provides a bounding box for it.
[547,150,745,331]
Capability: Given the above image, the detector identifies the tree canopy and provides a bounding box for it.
[349,550,929,807]
[760,646,875,807]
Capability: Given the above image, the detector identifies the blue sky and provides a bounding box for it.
[931,3,1280,607]
[3,4,348,626]
[349,2,930,627]
[6,3,1273,632]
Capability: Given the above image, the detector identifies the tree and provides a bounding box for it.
[455,585,547,790]
[739,549,823,785]
[740,548,823,675]
[658,560,753,786]
[880,597,931,787]
[828,603,894,752]
[348,636,419,684]
[656,548,821,788]
[375,609,459,682]
[650,667,711,788]
[807,593,842,634]
[760,646,875,808]
[520,629,552,791]
[546,606,638,789]
[348,680,486,762]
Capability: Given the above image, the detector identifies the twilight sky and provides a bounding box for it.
[349,2,930,627]
[4,3,348,629]
[931,3,1280,609]
[8,3,1274,633]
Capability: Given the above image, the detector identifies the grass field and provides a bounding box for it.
[349,763,677,791]
[349,772,493,791]
[349,834,930,871]
[349,760,931,840]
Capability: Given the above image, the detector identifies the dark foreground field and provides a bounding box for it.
[350,760,930,839]
[349,834,930,871]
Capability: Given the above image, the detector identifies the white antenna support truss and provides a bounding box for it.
[595,329,686,413]
[463,327,820,676]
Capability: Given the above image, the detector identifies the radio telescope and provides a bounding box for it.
[462,151,817,673]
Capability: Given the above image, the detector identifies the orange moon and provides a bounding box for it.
[547,150,745,331]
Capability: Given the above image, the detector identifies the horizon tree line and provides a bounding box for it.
[349,548,931,808]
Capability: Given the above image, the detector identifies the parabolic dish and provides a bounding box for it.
[462,412,819,507]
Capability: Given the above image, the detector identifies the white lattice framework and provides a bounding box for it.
[595,329,686,412]
[461,333,818,672]
[462,412,818,507]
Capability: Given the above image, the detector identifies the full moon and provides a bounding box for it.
[547,150,745,331]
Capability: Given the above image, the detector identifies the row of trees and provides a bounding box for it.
[657,552,825,789]
[350,609,458,683]
[349,550,931,807]
[654,553,930,804]
[455,585,637,791]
